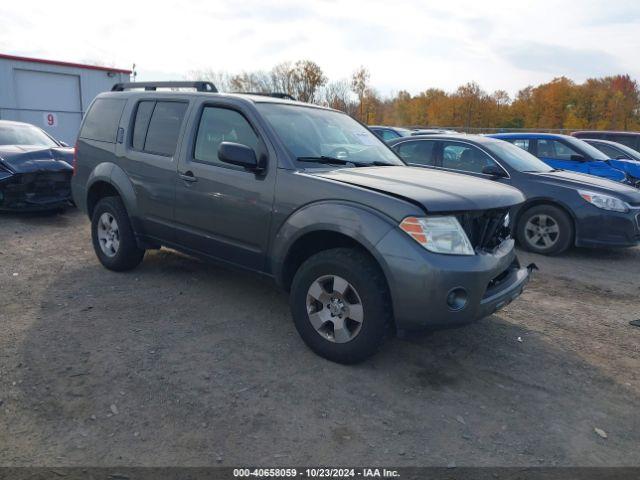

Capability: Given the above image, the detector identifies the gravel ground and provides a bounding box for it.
[1,209,639,467]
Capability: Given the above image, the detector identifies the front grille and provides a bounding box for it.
[457,208,511,252]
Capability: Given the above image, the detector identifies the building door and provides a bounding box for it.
[12,69,82,144]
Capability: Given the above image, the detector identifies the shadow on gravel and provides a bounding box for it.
[11,247,640,466]
[0,208,75,228]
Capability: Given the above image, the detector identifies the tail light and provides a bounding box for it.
[72,141,78,176]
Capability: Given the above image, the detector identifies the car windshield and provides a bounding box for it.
[255,103,404,167]
[603,142,640,160]
[564,136,609,161]
[485,140,553,173]
[0,124,58,147]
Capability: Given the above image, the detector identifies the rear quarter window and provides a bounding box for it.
[80,98,126,143]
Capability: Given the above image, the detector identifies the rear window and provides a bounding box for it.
[80,98,126,143]
[136,101,188,156]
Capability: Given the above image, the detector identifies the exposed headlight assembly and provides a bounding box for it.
[578,190,629,213]
[400,216,475,255]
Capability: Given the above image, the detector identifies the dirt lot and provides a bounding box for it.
[1,209,639,467]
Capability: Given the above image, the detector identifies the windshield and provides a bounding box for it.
[564,136,609,161]
[0,124,58,147]
[604,142,640,160]
[255,103,404,166]
[485,140,553,173]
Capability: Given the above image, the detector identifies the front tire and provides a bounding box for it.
[517,204,573,255]
[91,196,145,271]
[290,248,392,364]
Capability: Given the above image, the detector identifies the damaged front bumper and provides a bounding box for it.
[477,261,537,318]
[0,170,73,211]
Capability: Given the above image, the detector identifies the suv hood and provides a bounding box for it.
[307,166,525,212]
[0,145,74,174]
[529,169,640,205]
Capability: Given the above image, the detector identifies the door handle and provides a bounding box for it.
[179,170,197,182]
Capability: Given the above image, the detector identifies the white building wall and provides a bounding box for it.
[0,56,130,144]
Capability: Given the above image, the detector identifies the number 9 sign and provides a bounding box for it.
[43,112,58,127]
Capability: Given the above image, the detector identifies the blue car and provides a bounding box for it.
[488,133,640,188]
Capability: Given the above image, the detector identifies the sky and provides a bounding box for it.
[1,0,639,98]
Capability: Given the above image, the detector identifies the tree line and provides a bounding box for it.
[190,61,640,131]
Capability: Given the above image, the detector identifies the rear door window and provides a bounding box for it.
[80,98,126,143]
[537,139,580,159]
[143,101,188,156]
[512,139,530,151]
[394,140,436,166]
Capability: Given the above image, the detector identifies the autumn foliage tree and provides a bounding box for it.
[190,65,640,131]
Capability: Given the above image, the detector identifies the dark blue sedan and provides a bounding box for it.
[388,134,640,254]
[488,133,640,188]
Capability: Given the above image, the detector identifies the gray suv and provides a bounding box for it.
[72,81,531,363]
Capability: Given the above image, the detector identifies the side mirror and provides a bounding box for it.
[570,154,586,162]
[482,164,506,178]
[218,142,262,171]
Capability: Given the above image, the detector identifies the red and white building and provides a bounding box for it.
[0,53,131,144]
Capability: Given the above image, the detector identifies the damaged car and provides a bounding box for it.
[0,120,74,211]
[72,82,533,364]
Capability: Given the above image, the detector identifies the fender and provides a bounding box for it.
[81,162,114,214]
[270,200,397,288]
[109,163,140,219]
[85,163,140,226]
[513,196,579,246]
[514,196,578,225]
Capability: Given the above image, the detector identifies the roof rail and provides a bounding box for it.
[235,92,296,101]
[111,81,218,92]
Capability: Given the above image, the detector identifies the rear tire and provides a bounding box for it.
[290,248,392,364]
[91,196,145,271]
[517,204,573,255]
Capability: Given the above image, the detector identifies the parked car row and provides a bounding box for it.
[386,134,640,254]
[489,133,640,187]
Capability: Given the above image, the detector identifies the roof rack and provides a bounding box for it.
[235,92,296,101]
[111,81,218,92]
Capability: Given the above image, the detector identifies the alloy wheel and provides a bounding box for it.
[524,214,559,249]
[306,275,364,343]
[97,212,120,257]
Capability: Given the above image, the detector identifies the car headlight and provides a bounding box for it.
[578,190,629,213]
[400,216,475,255]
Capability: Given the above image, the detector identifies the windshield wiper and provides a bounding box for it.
[297,156,352,165]
[297,156,393,167]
